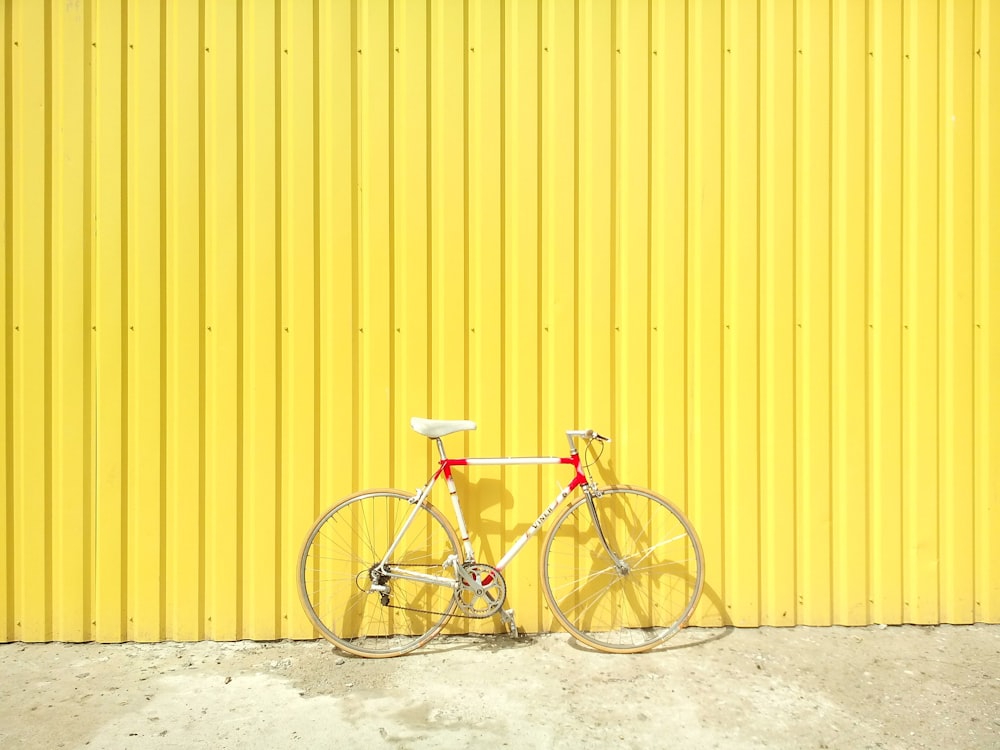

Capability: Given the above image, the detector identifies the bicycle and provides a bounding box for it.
[297,418,705,658]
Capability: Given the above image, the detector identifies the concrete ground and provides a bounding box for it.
[1,624,998,749]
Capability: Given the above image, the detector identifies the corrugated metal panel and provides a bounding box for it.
[2,0,998,642]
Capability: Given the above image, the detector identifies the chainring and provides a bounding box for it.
[454,563,507,618]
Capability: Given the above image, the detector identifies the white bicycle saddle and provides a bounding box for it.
[410,417,477,439]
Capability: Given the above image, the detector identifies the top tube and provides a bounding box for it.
[447,456,574,466]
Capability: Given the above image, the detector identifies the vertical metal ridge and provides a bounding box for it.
[608,0,616,434]
[826,0,835,620]
[935,0,945,617]
[312,0,321,522]
[825,0,834,622]
[748,0,761,608]
[574,0,585,423]
[273,0,283,631]
[198,0,208,637]
[790,0,800,620]
[462,0,470,431]
[645,0,653,475]
[940,0,976,622]
[43,0,54,640]
[682,0,690,518]
[971,0,986,624]
[2,0,13,639]
[499,0,506,450]
[82,0,95,640]
[718,0,726,612]
[972,0,998,622]
[388,0,396,480]
[969,0,977,615]
[824,0,847,624]
[158,0,168,640]
[935,14,943,600]
[895,0,906,615]
[118,0,130,640]
[423,0,432,432]
[864,0,874,621]
[861,0,873,619]
[535,0,543,451]
[719,0,729,613]
[722,0,763,624]
[572,0,580,431]
[899,0,939,623]
[792,0,800,622]
[755,0,764,613]
[351,0,360,489]
[934,3,944,621]
[234,0,245,637]
[933,3,944,622]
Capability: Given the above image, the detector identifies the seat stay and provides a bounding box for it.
[376,467,443,568]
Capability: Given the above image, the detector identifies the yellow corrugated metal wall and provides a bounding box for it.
[2,0,999,642]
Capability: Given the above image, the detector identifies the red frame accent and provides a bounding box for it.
[438,454,588,491]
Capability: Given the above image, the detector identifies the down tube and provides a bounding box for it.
[495,474,586,572]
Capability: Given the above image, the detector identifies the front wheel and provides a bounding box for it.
[540,485,704,653]
[297,489,462,658]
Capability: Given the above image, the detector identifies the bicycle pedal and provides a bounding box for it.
[499,608,520,638]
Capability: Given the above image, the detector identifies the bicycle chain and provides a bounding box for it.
[377,564,499,620]
[383,601,494,620]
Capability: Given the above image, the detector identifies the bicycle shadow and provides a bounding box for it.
[405,575,732,658]
[550,580,733,654]
[393,631,540,658]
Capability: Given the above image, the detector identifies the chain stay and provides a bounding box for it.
[378,563,502,620]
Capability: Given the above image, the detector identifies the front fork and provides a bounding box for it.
[581,485,630,575]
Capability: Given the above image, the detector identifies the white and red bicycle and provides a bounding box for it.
[297,418,705,658]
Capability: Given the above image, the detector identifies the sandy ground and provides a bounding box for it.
[1,624,998,749]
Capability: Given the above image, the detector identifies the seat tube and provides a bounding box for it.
[438,439,475,561]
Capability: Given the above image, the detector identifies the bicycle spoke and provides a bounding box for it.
[297,491,461,658]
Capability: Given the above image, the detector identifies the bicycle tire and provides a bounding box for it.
[540,484,704,654]
[297,489,462,658]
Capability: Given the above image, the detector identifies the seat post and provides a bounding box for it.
[435,437,448,461]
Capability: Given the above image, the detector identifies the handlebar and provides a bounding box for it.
[565,429,611,452]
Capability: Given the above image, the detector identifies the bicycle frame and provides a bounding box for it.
[298,420,705,656]
[378,432,597,589]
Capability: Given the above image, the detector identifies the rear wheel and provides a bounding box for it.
[297,489,462,658]
[540,485,704,653]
